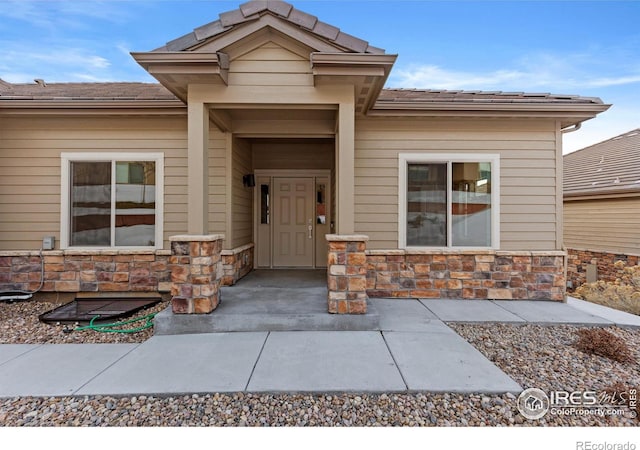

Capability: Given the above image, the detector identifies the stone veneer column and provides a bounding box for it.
[326,234,369,314]
[169,234,224,314]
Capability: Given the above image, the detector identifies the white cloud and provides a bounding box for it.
[388,51,640,152]
[0,45,112,82]
[0,0,130,30]
[390,65,529,90]
[389,52,640,92]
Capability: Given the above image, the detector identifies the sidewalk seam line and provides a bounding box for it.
[244,331,270,392]
[490,300,530,323]
[71,343,142,395]
[416,299,444,321]
[0,343,43,368]
[380,331,409,391]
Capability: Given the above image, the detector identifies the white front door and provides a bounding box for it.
[272,177,315,267]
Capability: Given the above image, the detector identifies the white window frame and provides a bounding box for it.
[398,153,500,250]
[61,152,164,250]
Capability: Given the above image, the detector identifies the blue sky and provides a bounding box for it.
[0,0,638,153]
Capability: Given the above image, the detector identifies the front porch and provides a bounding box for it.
[155,269,380,333]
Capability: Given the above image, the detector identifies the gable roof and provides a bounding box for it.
[157,0,385,54]
[0,0,610,125]
[564,128,640,199]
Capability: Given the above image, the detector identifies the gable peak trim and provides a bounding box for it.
[158,0,385,55]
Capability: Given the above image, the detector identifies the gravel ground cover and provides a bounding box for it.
[0,299,638,426]
[0,299,168,344]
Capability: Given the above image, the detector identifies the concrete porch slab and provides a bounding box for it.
[246,331,406,392]
[0,344,40,366]
[420,299,526,323]
[0,344,138,397]
[383,331,522,393]
[493,300,614,326]
[155,286,380,334]
[229,269,327,289]
[76,333,267,396]
[567,297,640,329]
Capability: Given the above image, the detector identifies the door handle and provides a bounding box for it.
[308,224,313,239]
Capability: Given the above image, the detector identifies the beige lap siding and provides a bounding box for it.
[0,116,188,251]
[230,137,253,249]
[224,41,313,87]
[564,197,640,255]
[354,118,560,251]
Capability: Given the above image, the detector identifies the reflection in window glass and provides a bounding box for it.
[316,184,326,224]
[70,162,111,246]
[451,162,491,247]
[407,164,447,246]
[115,161,156,246]
[260,184,270,225]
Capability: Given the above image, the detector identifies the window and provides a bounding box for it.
[399,153,499,249]
[260,184,270,225]
[61,153,164,249]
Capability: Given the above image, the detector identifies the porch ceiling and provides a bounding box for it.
[208,106,337,138]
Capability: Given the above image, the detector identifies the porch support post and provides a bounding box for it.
[336,98,355,234]
[169,234,224,314]
[187,97,209,234]
[326,234,369,314]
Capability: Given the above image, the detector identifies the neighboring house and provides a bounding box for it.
[564,128,640,288]
[0,1,609,313]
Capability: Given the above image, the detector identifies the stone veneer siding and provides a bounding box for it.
[326,235,368,314]
[567,248,639,289]
[0,244,255,296]
[366,250,566,301]
[221,244,254,286]
[0,250,171,293]
[169,235,224,314]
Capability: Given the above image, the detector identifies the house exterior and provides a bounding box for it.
[564,128,640,288]
[0,1,609,314]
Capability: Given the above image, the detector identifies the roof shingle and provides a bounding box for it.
[0,81,178,101]
[378,88,604,105]
[0,81,606,110]
[1,81,605,107]
[155,0,386,54]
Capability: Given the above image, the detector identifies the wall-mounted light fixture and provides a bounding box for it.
[243,174,255,187]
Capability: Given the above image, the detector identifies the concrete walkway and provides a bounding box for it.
[1,296,637,398]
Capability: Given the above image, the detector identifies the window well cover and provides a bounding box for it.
[39,297,161,324]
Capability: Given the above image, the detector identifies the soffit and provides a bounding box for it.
[208,106,336,138]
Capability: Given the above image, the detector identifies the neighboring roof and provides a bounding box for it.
[158,0,385,54]
[564,128,640,198]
